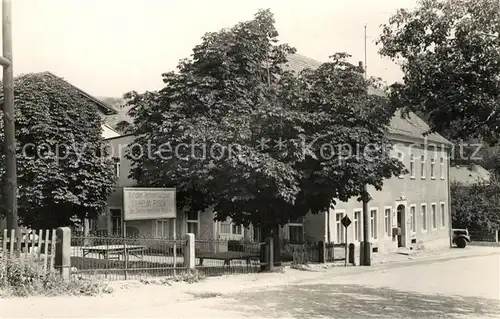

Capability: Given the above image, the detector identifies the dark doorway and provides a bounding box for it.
[396,204,405,247]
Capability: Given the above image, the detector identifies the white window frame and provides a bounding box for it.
[335,210,346,244]
[383,206,392,238]
[440,157,445,180]
[398,152,404,178]
[421,155,426,179]
[155,219,171,238]
[430,157,436,179]
[218,217,244,239]
[409,154,415,179]
[409,204,417,234]
[440,202,446,228]
[353,209,362,242]
[421,203,427,232]
[186,211,200,237]
[431,202,437,229]
[112,157,120,178]
[369,207,378,240]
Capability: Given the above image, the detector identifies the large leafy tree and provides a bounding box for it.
[451,176,500,231]
[126,10,404,235]
[378,0,500,145]
[0,72,115,229]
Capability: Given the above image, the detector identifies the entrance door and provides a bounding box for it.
[396,204,406,247]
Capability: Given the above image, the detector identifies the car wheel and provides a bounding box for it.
[456,237,467,248]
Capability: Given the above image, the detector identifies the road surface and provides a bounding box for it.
[2,250,500,318]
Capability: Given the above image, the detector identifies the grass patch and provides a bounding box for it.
[0,255,113,298]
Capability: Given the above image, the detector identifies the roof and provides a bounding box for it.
[102,123,121,139]
[450,164,491,186]
[20,72,119,116]
[285,54,452,146]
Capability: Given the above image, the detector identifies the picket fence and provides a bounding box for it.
[1,229,57,273]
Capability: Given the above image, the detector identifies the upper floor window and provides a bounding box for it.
[430,157,436,179]
[409,154,415,178]
[421,155,426,179]
[398,152,404,178]
[440,157,445,180]
[113,157,120,177]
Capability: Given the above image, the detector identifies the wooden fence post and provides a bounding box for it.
[318,241,325,263]
[55,227,71,280]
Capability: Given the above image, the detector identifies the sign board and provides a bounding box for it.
[122,187,176,221]
[341,215,352,228]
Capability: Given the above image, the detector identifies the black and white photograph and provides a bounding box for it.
[0,0,499,318]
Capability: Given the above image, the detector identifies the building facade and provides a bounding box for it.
[290,110,453,252]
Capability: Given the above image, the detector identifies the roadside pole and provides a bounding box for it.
[1,0,18,243]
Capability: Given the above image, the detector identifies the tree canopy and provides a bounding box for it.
[125,9,405,229]
[378,0,500,145]
[0,72,115,228]
[451,176,500,231]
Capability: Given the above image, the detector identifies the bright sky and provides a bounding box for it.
[8,0,419,97]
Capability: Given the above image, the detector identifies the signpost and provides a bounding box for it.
[341,215,352,267]
[122,187,177,277]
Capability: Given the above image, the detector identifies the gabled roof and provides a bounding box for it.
[450,164,491,186]
[286,54,452,146]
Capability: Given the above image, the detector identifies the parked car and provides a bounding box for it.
[452,228,471,248]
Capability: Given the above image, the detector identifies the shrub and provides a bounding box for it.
[0,255,113,297]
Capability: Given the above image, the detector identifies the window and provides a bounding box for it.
[398,152,404,178]
[370,209,377,239]
[440,157,445,180]
[384,208,391,237]
[113,157,120,177]
[410,205,416,233]
[156,219,170,238]
[421,204,427,232]
[409,154,415,178]
[353,210,362,241]
[431,203,437,229]
[219,218,231,234]
[335,212,345,243]
[440,203,446,227]
[232,224,243,235]
[421,155,426,179]
[430,157,436,179]
[289,225,304,244]
[110,208,122,235]
[186,211,199,237]
[219,217,244,238]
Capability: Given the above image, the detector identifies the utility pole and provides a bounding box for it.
[1,0,18,233]
[360,24,371,266]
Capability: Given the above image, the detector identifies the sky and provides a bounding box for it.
[8,0,420,98]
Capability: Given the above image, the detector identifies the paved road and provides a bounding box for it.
[111,254,500,318]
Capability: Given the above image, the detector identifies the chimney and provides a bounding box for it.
[359,61,363,68]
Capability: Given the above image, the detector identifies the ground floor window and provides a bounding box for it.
[354,210,361,241]
[186,211,199,237]
[335,212,345,243]
[440,202,446,227]
[410,205,416,234]
[155,219,171,238]
[218,217,244,238]
[110,208,122,235]
[384,208,391,237]
[288,224,304,244]
[370,209,377,239]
